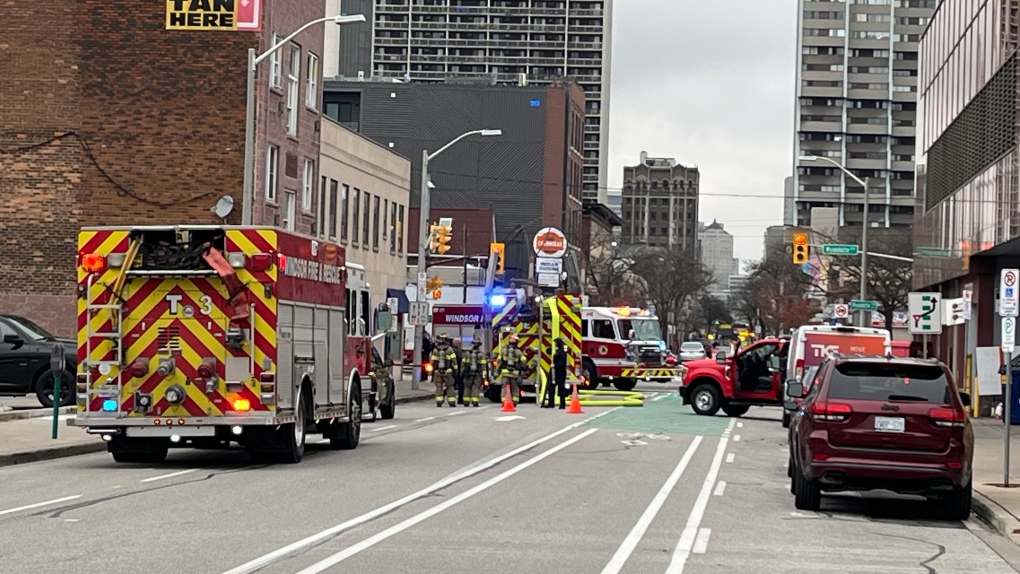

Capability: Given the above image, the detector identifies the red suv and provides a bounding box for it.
[787,354,973,520]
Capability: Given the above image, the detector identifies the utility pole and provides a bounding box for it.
[411,150,431,391]
[858,177,870,327]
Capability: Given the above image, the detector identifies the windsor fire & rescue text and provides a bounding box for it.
[284,257,343,285]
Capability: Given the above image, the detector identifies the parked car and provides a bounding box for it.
[787,354,973,520]
[679,341,707,362]
[0,315,77,407]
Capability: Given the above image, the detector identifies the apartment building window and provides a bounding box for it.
[319,176,328,237]
[362,192,371,246]
[372,196,381,250]
[390,202,397,254]
[287,45,300,136]
[325,179,338,238]
[265,145,279,202]
[283,190,296,231]
[351,188,361,244]
[382,199,389,241]
[302,159,314,212]
[397,205,405,255]
[306,53,319,109]
[269,32,282,88]
[341,184,350,241]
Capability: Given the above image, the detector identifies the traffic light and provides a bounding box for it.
[426,277,442,292]
[432,288,442,299]
[792,232,809,264]
[427,223,440,253]
[436,224,453,255]
[490,242,505,275]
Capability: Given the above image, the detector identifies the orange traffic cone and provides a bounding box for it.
[500,383,517,413]
[566,383,584,414]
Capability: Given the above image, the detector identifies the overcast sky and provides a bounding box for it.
[605,0,797,268]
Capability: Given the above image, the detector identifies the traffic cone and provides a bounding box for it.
[501,383,517,413]
[566,383,584,414]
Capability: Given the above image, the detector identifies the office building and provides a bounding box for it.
[912,0,1019,395]
[791,0,937,228]
[323,0,613,205]
[323,79,586,280]
[699,220,740,294]
[620,152,700,250]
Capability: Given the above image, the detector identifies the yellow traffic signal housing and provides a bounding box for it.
[792,232,809,264]
[436,225,453,255]
[427,223,440,253]
[490,242,505,275]
[426,277,442,291]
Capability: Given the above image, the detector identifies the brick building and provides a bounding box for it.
[0,0,325,335]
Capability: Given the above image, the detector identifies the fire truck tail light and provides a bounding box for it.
[250,253,274,271]
[259,372,276,403]
[227,253,247,268]
[81,253,106,273]
[276,253,287,271]
[107,253,126,268]
[233,398,251,412]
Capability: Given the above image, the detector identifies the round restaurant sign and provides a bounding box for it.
[532,227,567,258]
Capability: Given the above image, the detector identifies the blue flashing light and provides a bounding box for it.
[489,294,508,307]
[530,99,541,107]
[102,399,118,412]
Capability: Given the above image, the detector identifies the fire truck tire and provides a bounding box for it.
[485,384,502,403]
[722,405,750,417]
[109,438,169,464]
[329,383,362,450]
[612,379,637,392]
[689,383,722,416]
[278,389,308,464]
[582,361,599,390]
[379,381,396,420]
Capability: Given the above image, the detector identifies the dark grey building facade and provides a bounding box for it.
[323,79,586,277]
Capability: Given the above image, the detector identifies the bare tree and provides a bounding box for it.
[734,244,820,334]
[630,246,714,338]
[583,234,647,306]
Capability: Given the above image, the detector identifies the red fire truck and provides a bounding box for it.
[72,225,372,464]
[581,306,684,391]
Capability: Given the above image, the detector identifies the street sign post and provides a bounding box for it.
[50,343,63,439]
[915,246,953,259]
[908,292,942,336]
[1000,268,1019,318]
[822,244,859,256]
[833,304,849,320]
[849,300,878,312]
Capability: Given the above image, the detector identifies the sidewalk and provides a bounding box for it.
[971,418,1020,545]
[0,373,434,467]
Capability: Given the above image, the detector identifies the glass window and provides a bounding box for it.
[305,53,319,109]
[269,32,282,88]
[287,45,300,136]
[382,199,389,240]
[827,363,952,404]
[592,320,616,339]
[397,205,404,254]
[341,184,350,241]
[362,192,371,245]
[302,159,314,212]
[372,195,381,249]
[283,190,296,231]
[319,176,327,237]
[351,188,361,245]
[390,202,397,253]
[265,145,278,202]
[328,180,338,238]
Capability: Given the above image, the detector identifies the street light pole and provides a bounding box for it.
[241,14,367,225]
[410,128,503,390]
[798,155,871,327]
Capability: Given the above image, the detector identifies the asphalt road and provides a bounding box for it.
[1,384,1019,574]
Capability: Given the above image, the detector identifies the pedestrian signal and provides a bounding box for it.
[792,233,809,264]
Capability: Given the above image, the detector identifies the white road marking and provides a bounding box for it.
[692,528,711,554]
[713,481,726,497]
[293,429,599,574]
[737,422,743,428]
[733,435,741,442]
[221,408,620,574]
[665,436,729,574]
[0,495,82,517]
[445,411,467,417]
[140,469,198,483]
[370,425,397,432]
[415,416,436,422]
[600,437,703,574]
[726,453,735,463]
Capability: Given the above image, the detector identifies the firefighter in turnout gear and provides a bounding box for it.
[429,334,459,407]
[497,335,526,405]
[462,339,489,407]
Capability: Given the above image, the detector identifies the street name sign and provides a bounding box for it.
[822,244,859,256]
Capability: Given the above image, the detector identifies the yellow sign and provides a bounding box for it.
[166,0,261,31]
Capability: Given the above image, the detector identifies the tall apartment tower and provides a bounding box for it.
[621,152,700,251]
[792,0,936,228]
[324,0,613,205]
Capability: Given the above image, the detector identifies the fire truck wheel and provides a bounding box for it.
[379,381,396,420]
[582,362,599,390]
[109,438,169,464]
[278,389,308,464]
[329,382,362,450]
[689,383,722,416]
[485,384,502,403]
[612,379,637,392]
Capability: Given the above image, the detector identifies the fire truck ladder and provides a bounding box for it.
[84,239,141,376]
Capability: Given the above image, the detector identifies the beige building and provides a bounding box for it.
[318,118,411,329]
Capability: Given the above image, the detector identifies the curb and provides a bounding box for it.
[973,487,1020,547]
[0,393,436,467]
[0,441,107,468]
[0,407,76,424]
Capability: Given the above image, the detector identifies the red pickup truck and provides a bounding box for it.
[679,337,789,417]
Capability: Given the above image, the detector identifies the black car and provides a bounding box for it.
[0,315,77,407]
